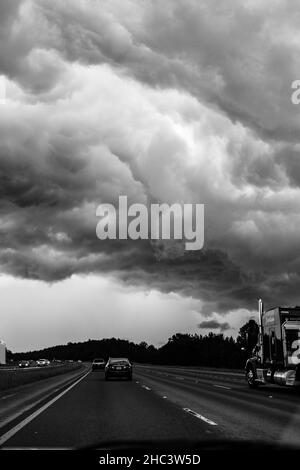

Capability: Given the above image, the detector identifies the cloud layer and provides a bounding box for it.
[1,0,300,317]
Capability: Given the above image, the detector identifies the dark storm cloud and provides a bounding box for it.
[1,0,300,317]
[275,145,300,188]
[0,0,22,22]
[197,320,231,332]
[22,0,300,142]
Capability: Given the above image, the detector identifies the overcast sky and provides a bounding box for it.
[1,0,300,351]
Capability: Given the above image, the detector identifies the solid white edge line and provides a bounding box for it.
[142,385,151,391]
[213,384,231,390]
[183,408,217,426]
[0,370,91,446]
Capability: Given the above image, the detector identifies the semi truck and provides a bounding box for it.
[245,299,300,388]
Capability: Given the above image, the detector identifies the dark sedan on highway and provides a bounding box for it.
[105,357,132,381]
[92,358,106,371]
[18,360,30,368]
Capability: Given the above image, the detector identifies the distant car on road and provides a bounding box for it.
[105,357,132,381]
[18,360,30,368]
[36,359,50,367]
[92,358,106,371]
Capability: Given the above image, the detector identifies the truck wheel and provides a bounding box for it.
[246,366,258,389]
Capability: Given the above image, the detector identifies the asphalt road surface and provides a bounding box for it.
[0,363,300,449]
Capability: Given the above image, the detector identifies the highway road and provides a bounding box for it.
[0,363,300,450]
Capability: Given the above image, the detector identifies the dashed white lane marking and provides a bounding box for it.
[162,396,167,399]
[142,385,151,391]
[175,376,184,380]
[183,408,217,426]
[0,370,91,446]
[213,384,231,390]
[136,381,139,384]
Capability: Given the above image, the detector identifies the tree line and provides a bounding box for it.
[11,320,259,369]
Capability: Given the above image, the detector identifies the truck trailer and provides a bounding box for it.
[245,299,300,388]
[0,340,6,365]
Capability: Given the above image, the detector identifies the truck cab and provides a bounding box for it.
[246,301,300,388]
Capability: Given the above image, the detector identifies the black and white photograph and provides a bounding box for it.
[0,0,300,465]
